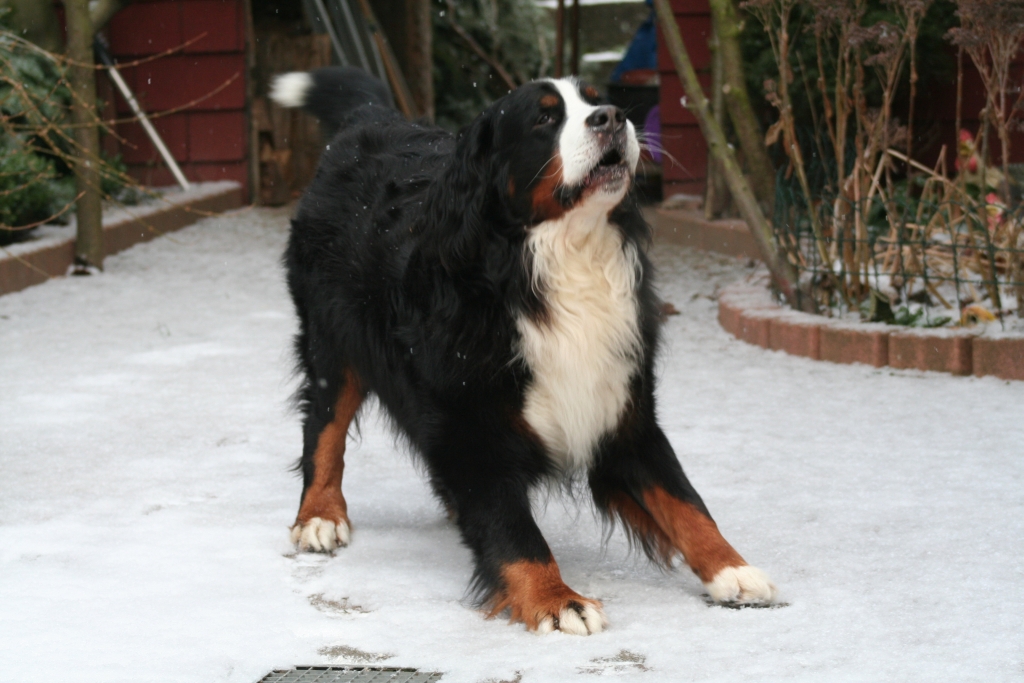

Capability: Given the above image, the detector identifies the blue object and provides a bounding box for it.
[611,0,657,83]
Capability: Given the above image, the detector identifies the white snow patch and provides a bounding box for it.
[1,207,1023,683]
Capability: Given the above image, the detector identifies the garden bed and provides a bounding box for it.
[719,282,1024,381]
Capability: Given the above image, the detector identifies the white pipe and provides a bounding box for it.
[105,65,190,191]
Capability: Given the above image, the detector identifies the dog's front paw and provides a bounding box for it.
[490,560,608,635]
[704,565,777,605]
[535,600,608,636]
[290,516,351,552]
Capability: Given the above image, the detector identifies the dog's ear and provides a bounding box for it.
[459,110,494,162]
[423,109,497,274]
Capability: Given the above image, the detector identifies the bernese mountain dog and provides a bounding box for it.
[271,67,777,635]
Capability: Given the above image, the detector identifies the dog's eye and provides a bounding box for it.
[535,113,553,127]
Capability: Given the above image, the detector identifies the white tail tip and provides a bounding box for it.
[270,72,313,108]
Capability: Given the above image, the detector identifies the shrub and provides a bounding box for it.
[1,18,140,245]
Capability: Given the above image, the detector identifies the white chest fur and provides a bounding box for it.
[517,208,642,471]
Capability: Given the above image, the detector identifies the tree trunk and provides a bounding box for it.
[705,9,730,219]
[3,0,63,52]
[708,0,776,214]
[654,0,810,310]
[89,0,131,33]
[1,0,129,52]
[403,0,434,121]
[64,0,104,271]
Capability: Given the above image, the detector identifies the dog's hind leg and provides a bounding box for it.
[292,368,364,552]
[589,420,777,606]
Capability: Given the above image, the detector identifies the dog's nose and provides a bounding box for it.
[585,105,626,133]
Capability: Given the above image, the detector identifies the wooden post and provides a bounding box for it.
[64,0,104,271]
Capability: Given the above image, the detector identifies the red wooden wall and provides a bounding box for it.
[918,52,1024,169]
[657,0,712,198]
[105,0,249,195]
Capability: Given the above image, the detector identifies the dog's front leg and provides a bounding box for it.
[433,436,607,635]
[589,419,778,606]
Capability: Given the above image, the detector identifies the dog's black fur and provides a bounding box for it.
[280,68,773,632]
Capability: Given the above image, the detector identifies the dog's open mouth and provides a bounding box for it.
[583,147,630,191]
[599,148,623,167]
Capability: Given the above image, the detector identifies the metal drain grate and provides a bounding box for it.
[257,666,443,683]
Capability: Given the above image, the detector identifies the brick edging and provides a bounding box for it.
[0,182,243,297]
[718,283,1024,382]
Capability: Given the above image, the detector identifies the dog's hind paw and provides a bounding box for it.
[291,516,351,552]
[704,565,777,605]
[535,601,608,636]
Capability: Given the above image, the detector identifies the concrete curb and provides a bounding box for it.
[718,283,1024,382]
[0,181,243,297]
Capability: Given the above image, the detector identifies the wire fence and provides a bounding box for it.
[772,152,1024,325]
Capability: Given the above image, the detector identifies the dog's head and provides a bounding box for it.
[424,78,641,271]
[482,78,640,222]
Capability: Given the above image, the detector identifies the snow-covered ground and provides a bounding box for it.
[2,206,1022,683]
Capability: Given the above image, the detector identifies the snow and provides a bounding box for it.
[1,206,1022,683]
[1,181,239,259]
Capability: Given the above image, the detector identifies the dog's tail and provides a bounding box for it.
[269,67,394,140]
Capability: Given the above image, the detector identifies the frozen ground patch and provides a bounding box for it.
[1,207,1022,683]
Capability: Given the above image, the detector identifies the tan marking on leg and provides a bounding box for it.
[489,558,606,634]
[642,487,746,583]
[295,369,364,530]
[606,492,675,566]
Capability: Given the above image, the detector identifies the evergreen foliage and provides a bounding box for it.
[432,0,550,131]
[1,16,137,245]
[0,18,75,241]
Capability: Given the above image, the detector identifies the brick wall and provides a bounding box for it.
[105,0,249,196]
